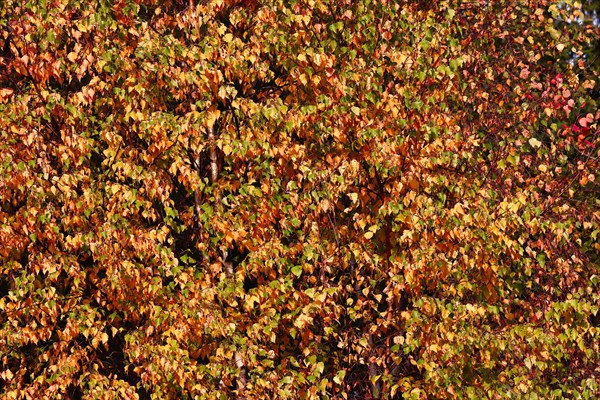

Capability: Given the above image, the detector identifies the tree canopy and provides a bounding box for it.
[1,0,599,399]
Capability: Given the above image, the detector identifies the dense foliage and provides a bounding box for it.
[1,0,599,398]
[581,0,600,73]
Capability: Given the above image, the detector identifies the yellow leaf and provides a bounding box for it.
[452,203,465,216]
[356,218,367,230]
[0,88,14,102]
[206,109,221,128]
[364,231,374,239]
[245,295,259,310]
[528,137,542,148]
[313,53,322,66]
[3,369,14,381]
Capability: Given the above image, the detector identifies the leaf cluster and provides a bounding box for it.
[0,0,599,399]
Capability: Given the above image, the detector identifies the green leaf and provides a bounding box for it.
[291,265,302,277]
[333,370,346,384]
[420,40,431,51]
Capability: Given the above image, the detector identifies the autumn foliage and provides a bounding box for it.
[1,0,599,398]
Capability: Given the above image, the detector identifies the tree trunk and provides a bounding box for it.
[207,125,246,398]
